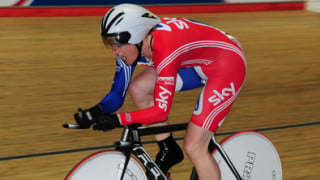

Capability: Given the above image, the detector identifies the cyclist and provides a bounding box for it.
[74,3,246,180]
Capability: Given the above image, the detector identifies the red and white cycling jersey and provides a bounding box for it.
[119,18,246,132]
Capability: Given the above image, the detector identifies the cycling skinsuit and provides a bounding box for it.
[99,18,246,132]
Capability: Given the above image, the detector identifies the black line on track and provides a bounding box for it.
[1,121,319,162]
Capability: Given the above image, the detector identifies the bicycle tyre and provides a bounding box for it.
[190,131,282,180]
[65,150,147,180]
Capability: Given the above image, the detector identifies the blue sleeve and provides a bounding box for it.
[176,67,205,91]
[98,56,136,114]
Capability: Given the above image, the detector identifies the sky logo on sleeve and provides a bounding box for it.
[156,86,172,112]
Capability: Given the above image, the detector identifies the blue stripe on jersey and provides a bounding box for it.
[98,56,136,114]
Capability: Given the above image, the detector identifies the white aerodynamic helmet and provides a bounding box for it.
[100,3,160,45]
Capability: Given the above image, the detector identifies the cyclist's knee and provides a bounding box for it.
[184,123,213,163]
[183,140,208,163]
[128,70,156,106]
[128,81,141,99]
[128,79,153,107]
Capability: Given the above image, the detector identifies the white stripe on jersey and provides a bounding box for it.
[116,56,133,97]
[157,40,246,74]
[181,59,213,66]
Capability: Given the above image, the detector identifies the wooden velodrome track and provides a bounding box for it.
[0,9,319,180]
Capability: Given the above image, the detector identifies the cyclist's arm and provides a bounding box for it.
[117,66,206,125]
[118,65,178,125]
[175,67,205,92]
[98,56,136,114]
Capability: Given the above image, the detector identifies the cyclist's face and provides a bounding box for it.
[102,36,138,65]
[111,44,138,65]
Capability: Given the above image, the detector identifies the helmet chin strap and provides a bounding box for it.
[134,41,143,65]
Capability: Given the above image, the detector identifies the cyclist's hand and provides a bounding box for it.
[93,114,121,131]
[74,105,103,129]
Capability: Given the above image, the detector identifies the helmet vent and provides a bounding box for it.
[102,12,124,36]
[115,17,124,26]
[101,8,114,35]
[100,4,161,43]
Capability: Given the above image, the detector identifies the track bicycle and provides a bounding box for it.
[63,123,282,180]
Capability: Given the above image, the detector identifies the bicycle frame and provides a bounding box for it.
[64,122,246,180]
[114,123,243,180]
[115,124,167,180]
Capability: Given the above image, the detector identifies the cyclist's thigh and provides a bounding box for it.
[190,53,246,132]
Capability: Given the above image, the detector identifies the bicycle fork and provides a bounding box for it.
[117,147,132,180]
[116,125,167,180]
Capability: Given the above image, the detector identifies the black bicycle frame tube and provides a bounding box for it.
[116,125,141,180]
[119,146,133,180]
[117,125,167,180]
[119,123,243,180]
[132,146,167,180]
[138,123,188,136]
